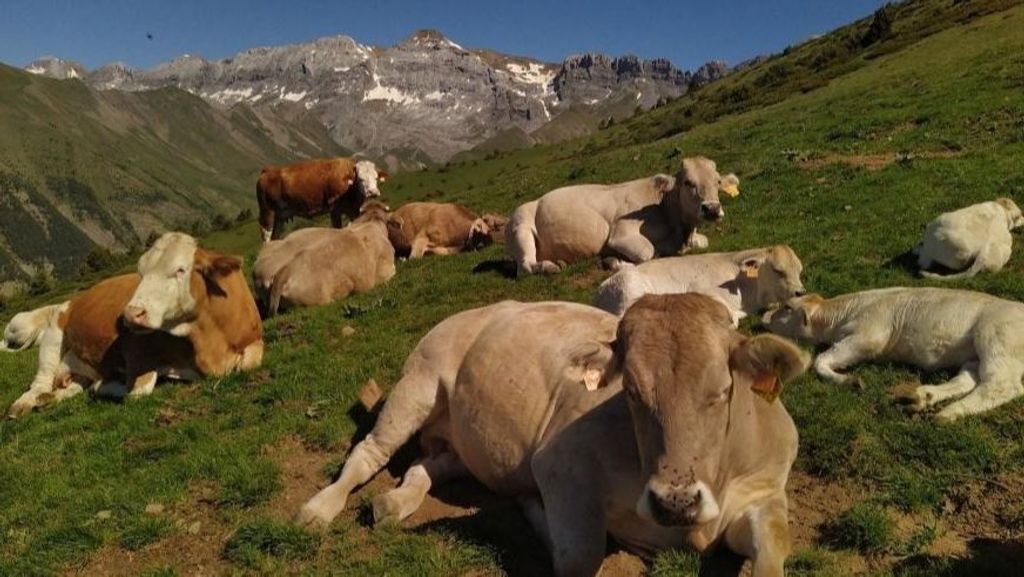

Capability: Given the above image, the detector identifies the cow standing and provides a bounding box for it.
[256,157,388,242]
[6,233,263,418]
[298,294,808,576]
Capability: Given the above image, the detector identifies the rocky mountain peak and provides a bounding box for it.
[398,28,465,52]
[24,56,86,79]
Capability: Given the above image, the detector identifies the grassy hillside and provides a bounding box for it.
[1,1,1024,576]
[0,65,345,281]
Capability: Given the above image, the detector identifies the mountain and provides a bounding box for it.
[31,30,727,166]
[0,63,344,283]
[24,56,86,80]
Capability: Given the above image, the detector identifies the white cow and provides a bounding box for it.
[594,245,806,323]
[764,287,1024,420]
[1,303,66,352]
[506,157,739,275]
[916,198,1023,280]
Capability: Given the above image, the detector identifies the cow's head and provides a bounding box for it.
[996,197,1024,230]
[481,213,508,242]
[762,294,826,341]
[123,233,242,335]
[354,199,391,223]
[740,245,807,308]
[466,218,494,250]
[354,160,388,198]
[618,293,807,528]
[670,157,740,222]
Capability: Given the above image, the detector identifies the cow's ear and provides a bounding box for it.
[378,171,389,183]
[470,218,490,236]
[720,173,740,198]
[731,334,809,403]
[196,249,242,278]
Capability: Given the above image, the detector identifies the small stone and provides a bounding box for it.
[96,510,112,520]
[187,521,201,535]
[844,205,853,211]
[144,503,165,515]
[341,326,356,337]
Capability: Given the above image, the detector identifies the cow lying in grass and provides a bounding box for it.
[594,245,806,323]
[7,233,263,418]
[916,197,1023,280]
[298,294,808,576]
[252,201,395,316]
[386,201,507,259]
[506,156,739,275]
[764,287,1024,421]
[1,303,66,352]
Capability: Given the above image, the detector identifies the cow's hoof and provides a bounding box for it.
[294,504,332,532]
[892,383,928,412]
[371,493,403,525]
[538,261,562,275]
[6,400,34,419]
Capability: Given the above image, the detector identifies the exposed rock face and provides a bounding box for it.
[24,56,85,80]
[27,30,730,164]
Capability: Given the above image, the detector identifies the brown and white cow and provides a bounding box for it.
[385,201,508,258]
[297,294,808,576]
[256,157,389,242]
[253,201,396,316]
[6,233,263,418]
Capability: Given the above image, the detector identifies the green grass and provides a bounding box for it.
[1,1,1023,574]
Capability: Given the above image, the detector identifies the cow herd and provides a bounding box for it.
[3,153,1022,576]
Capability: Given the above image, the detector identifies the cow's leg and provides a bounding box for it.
[409,236,432,259]
[687,232,709,250]
[507,210,561,275]
[724,499,791,577]
[259,208,275,243]
[296,366,447,530]
[330,205,344,229]
[532,451,606,576]
[518,496,553,553]
[372,451,467,524]
[936,351,1024,421]
[896,362,979,412]
[813,336,877,387]
[606,220,656,266]
[7,322,68,418]
[128,371,160,398]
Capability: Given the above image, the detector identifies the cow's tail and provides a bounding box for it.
[921,254,986,281]
[296,344,447,528]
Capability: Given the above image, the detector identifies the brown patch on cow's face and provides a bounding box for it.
[618,293,736,527]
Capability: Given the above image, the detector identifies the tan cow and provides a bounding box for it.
[506,157,739,275]
[1,303,66,352]
[764,287,1024,420]
[594,245,806,322]
[297,294,808,576]
[253,201,396,316]
[385,202,507,258]
[7,233,263,418]
[915,198,1024,280]
[256,157,389,242]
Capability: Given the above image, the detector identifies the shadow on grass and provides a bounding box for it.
[472,259,516,278]
[893,538,1024,577]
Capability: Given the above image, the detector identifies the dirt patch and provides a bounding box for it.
[262,435,337,521]
[798,150,963,172]
[945,472,1024,542]
[68,482,233,577]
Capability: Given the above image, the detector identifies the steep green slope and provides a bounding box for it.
[0,2,1023,576]
[0,65,345,280]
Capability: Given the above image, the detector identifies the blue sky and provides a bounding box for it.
[1,0,891,71]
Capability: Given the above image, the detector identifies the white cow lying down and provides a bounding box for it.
[298,295,809,576]
[916,198,1023,280]
[765,287,1024,421]
[593,245,806,323]
[1,303,66,352]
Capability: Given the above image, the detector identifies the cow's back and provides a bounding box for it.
[277,158,357,216]
[393,202,478,248]
[447,302,619,494]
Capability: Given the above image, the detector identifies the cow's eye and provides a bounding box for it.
[176,267,187,276]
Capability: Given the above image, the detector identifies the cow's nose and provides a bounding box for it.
[794,289,807,297]
[700,202,722,220]
[124,305,147,325]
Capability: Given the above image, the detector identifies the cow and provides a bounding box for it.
[764,287,1024,421]
[915,198,1023,280]
[297,294,809,576]
[594,245,806,323]
[505,156,739,276]
[385,201,508,259]
[256,157,389,242]
[6,233,263,418]
[1,303,66,352]
[253,201,396,316]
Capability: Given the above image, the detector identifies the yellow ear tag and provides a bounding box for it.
[745,265,759,279]
[722,184,740,198]
[751,370,781,403]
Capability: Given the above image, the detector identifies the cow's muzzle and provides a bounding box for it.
[700,202,723,220]
[637,479,720,527]
[123,305,156,332]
